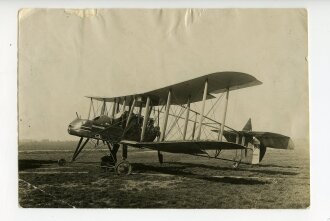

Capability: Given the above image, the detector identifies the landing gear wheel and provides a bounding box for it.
[232,161,240,169]
[158,151,163,164]
[115,160,132,175]
[58,158,66,166]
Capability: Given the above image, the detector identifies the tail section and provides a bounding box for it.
[242,118,252,132]
[251,146,260,165]
[247,136,262,165]
[259,145,267,162]
[250,144,267,164]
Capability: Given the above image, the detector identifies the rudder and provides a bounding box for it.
[242,118,252,132]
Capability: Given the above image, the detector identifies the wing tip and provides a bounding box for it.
[288,138,295,150]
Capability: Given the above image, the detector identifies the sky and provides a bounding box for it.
[18,9,308,142]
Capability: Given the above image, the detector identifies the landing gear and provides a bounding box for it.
[100,143,132,175]
[115,160,132,175]
[71,137,90,162]
[122,144,127,160]
[101,157,132,175]
[115,144,132,175]
[70,138,133,175]
[158,151,163,164]
[105,142,120,162]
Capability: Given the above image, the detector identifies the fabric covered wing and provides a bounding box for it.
[87,71,262,105]
[144,71,262,105]
[120,140,246,154]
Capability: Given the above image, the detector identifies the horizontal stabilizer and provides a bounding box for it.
[120,140,247,154]
[252,132,294,150]
[213,130,294,150]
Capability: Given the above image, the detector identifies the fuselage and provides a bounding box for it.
[68,112,160,143]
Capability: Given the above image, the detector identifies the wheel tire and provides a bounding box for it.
[58,158,66,166]
[115,160,132,175]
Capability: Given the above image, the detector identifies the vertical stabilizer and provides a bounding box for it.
[242,118,252,131]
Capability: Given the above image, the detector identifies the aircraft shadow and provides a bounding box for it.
[161,162,299,176]
[257,164,300,169]
[18,159,58,171]
[132,163,269,185]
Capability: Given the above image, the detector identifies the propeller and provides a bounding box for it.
[76,112,81,119]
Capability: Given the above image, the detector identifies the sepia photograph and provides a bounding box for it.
[18,8,309,208]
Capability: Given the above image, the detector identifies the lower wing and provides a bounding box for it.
[120,140,246,154]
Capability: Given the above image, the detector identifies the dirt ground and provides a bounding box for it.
[18,141,310,208]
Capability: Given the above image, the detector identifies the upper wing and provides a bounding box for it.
[87,71,262,105]
[143,71,262,105]
[120,140,247,154]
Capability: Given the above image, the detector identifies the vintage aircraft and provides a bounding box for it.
[66,71,294,174]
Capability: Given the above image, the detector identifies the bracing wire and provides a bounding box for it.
[204,93,224,119]
[166,105,185,139]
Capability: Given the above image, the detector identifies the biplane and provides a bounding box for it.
[66,71,294,174]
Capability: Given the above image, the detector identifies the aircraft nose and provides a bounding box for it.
[68,119,82,134]
[67,124,73,133]
[68,123,76,129]
[68,118,87,133]
[69,120,82,129]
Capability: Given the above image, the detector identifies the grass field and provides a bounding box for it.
[18,141,310,208]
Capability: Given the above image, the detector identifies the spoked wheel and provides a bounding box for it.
[115,160,132,175]
[58,158,66,166]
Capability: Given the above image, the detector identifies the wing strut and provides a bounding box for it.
[197,79,208,140]
[101,99,106,115]
[191,113,198,139]
[160,90,172,141]
[121,97,127,112]
[115,99,120,113]
[140,96,151,141]
[111,98,116,118]
[218,88,229,141]
[87,98,92,120]
[182,96,190,140]
[126,97,136,127]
